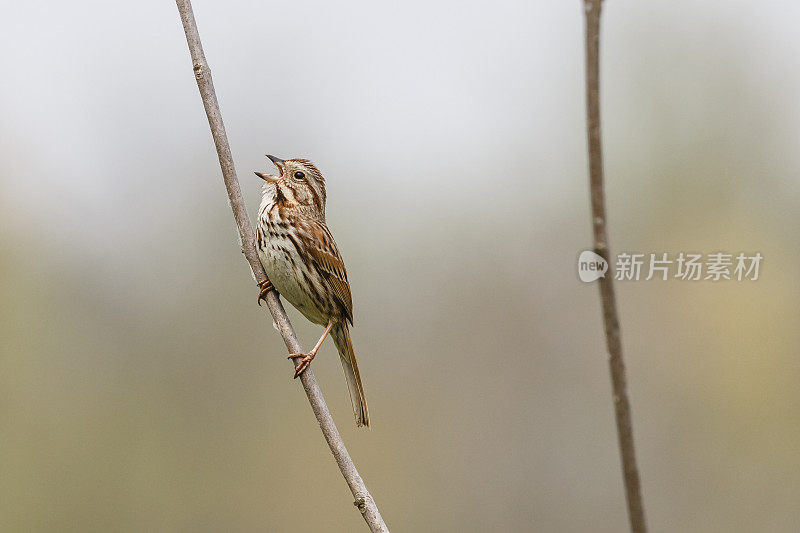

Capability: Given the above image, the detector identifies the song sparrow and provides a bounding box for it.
[254,155,369,427]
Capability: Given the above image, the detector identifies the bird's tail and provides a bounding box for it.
[331,322,369,427]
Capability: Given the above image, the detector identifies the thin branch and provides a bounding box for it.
[582,1,647,532]
[175,2,389,531]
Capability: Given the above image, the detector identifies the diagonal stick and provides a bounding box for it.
[582,1,647,531]
[175,2,389,530]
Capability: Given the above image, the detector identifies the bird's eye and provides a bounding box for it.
[294,171,305,180]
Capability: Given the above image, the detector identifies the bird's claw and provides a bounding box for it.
[257,279,274,306]
[288,352,315,378]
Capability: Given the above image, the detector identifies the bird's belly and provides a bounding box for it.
[259,238,328,325]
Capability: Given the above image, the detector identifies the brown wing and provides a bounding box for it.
[305,220,354,324]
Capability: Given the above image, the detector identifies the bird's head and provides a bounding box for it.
[255,155,326,215]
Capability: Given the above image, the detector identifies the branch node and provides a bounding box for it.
[354,496,367,514]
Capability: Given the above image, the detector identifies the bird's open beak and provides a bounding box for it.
[254,171,280,182]
[254,154,285,182]
[266,154,285,176]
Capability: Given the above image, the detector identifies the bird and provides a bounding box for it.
[254,155,369,427]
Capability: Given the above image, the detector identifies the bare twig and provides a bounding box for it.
[175,2,389,531]
[582,1,647,531]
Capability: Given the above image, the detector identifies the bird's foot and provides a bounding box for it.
[257,279,275,306]
[288,352,316,378]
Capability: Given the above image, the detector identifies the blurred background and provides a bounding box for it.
[2,0,799,531]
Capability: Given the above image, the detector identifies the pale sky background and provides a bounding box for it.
[2,1,800,531]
